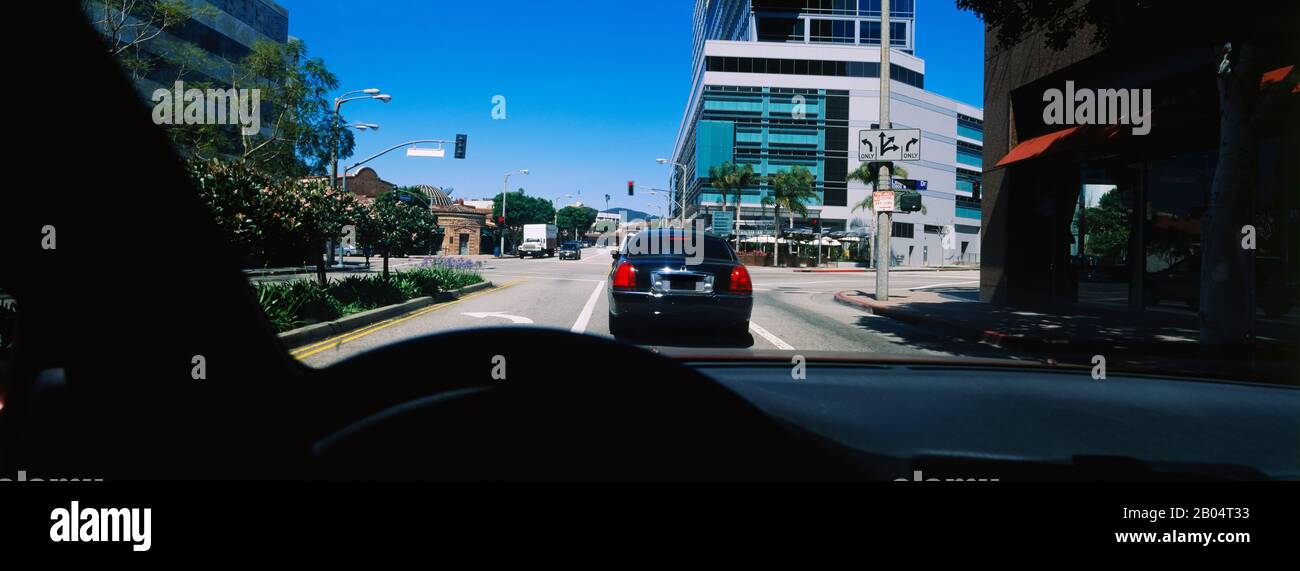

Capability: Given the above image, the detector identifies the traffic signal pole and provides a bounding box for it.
[875,0,892,301]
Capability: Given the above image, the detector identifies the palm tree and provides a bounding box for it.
[708,161,760,250]
[768,165,819,266]
[847,162,916,213]
[603,194,611,211]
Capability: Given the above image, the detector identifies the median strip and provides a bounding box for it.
[284,281,514,358]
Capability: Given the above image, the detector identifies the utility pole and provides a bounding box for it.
[874,0,893,301]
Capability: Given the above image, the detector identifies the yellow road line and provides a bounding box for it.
[289,280,523,360]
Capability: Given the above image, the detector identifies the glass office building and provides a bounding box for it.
[672,0,985,266]
[85,0,289,94]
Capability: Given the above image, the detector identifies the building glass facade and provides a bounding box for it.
[673,0,984,266]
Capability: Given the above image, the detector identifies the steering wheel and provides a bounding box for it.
[308,328,855,479]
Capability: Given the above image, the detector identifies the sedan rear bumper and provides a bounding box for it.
[609,289,752,324]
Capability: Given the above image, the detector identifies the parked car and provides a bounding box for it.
[559,241,583,260]
[334,243,359,258]
[607,229,753,337]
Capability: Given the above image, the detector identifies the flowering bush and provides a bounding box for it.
[188,158,365,273]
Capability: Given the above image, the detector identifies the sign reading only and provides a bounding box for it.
[859,129,921,161]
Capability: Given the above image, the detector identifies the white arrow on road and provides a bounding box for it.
[463,312,534,324]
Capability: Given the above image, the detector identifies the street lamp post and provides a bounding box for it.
[500,169,530,258]
[332,88,391,189]
[329,122,379,267]
[657,158,687,227]
[646,189,672,227]
[329,88,390,268]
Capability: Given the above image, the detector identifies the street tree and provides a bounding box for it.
[955,0,1299,357]
[296,178,365,286]
[767,165,819,266]
[490,190,555,253]
[556,205,599,241]
[81,0,215,80]
[708,161,761,249]
[1082,189,1130,263]
[231,39,355,178]
[848,163,922,214]
[359,192,440,279]
[187,159,363,283]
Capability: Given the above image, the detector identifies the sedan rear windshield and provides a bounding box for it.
[625,233,735,261]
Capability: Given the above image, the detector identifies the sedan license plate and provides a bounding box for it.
[668,277,699,291]
[653,273,713,294]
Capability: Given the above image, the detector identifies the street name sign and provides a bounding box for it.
[859,129,921,161]
[407,147,446,158]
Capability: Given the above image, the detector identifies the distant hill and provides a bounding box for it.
[601,208,656,221]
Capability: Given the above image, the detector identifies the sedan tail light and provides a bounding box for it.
[728,265,753,294]
[613,260,637,289]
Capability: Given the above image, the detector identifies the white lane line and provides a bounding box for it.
[571,280,606,333]
[907,280,980,291]
[748,321,794,350]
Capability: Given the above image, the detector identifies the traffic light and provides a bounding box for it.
[454,134,467,159]
[971,181,982,200]
[898,191,923,213]
[628,180,635,196]
[811,218,822,234]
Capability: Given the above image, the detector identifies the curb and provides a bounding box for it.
[278,281,493,348]
[833,290,1013,346]
[245,265,369,278]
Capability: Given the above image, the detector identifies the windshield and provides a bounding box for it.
[44,0,1296,388]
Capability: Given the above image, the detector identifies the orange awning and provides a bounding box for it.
[1261,65,1298,94]
[996,65,1295,169]
[994,123,1125,168]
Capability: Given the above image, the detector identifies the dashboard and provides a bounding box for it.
[689,360,1300,481]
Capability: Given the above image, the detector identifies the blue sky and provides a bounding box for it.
[278,0,984,213]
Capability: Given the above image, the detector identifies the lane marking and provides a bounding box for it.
[290,280,523,360]
[571,280,606,333]
[464,311,534,324]
[748,321,794,350]
[907,280,980,291]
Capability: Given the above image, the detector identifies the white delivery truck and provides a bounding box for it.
[518,224,558,258]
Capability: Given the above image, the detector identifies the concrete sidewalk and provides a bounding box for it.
[834,289,1297,383]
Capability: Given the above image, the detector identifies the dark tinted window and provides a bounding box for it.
[625,231,735,261]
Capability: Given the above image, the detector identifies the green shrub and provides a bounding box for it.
[255,264,483,332]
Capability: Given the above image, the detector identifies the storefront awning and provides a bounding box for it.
[994,124,1125,168]
[996,65,1294,169]
[1261,64,1298,93]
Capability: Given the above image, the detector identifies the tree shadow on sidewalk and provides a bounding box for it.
[840,290,1298,385]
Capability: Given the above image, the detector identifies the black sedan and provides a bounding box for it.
[558,241,583,260]
[607,229,753,337]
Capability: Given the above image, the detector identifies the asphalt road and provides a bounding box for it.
[293,249,1001,368]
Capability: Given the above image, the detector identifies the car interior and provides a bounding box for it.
[2,2,1297,482]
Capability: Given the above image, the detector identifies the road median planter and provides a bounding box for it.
[279,281,492,348]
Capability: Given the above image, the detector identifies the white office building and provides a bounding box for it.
[671,0,984,266]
